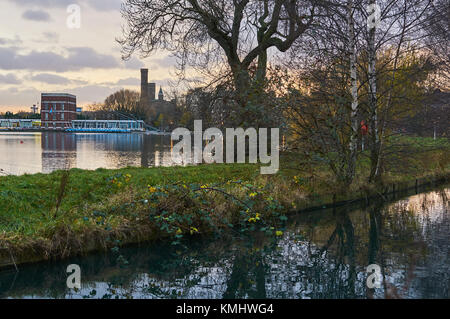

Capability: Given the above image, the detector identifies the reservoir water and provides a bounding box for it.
[0,132,173,175]
[0,186,448,299]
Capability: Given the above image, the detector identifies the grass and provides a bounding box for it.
[0,136,449,267]
[0,164,259,235]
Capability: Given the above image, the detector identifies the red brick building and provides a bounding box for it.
[41,93,77,129]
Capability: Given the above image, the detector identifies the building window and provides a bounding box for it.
[61,113,64,120]
[62,104,65,111]
[45,113,48,120]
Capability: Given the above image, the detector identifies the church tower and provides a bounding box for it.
[158,87,164,101]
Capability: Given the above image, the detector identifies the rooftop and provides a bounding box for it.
[41,93,76,98]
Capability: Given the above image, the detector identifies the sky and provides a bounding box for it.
[0,0,178,112]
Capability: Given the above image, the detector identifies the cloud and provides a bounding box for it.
[0,87,41,110]
[0,36,23,47]
[115,77,140,86]
[31,73,72,84]
[124,56,144,69]
[0,83,121,110]
[9,0,123,12]
[0,46,119,72]
[9,0,73,8]
[0,73,21,84]
[0,83,122,110]
[86,0,123,12]
[150,55,177,68]
[65,47,119,70]
[70,84,119,104]
[34,32,59,44]
[22,9,51,22]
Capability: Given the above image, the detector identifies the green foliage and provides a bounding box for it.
[0,139,448,264]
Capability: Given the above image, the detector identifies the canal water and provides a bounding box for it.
[0,132,173,175]
[0,186,448,299]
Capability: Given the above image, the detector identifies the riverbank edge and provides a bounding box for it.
[0,128,148,134]
[1,170,449,270]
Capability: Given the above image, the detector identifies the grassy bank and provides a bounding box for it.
[1,137,449,268]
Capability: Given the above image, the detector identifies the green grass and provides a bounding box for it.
[0,135,449,266]
[0,164,260,235]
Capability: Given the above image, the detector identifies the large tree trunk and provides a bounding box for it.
[231,63,252,108]
[231,50,269,129]
[256,50,268,87]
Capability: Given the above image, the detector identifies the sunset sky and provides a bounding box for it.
[0,0,178,112]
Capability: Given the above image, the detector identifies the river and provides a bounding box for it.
[0,132,173,175]
[0,186,448,299]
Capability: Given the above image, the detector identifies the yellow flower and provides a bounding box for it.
[249,192,257,198]
[190,227,199,235]
[248,217,257,223]
[176,228,183,235]
[275,231,283,237]
[200,185,208,189]
[148,186,157,193]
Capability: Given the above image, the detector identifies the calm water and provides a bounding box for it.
[0,132,173,175]
[0,186,448,299]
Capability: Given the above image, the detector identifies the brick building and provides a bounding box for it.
[41,93,77,129]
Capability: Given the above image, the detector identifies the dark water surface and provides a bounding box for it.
[0,132,173,175]
[0,186,448,299]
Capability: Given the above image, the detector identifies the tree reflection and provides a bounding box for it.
[1,187,448,299]
[222,235,272,299]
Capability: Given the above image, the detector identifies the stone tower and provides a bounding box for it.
[140,68,156,105]
[140,68,148,105]
[148,83,156,101]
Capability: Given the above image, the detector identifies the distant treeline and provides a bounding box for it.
[0,111,40,119]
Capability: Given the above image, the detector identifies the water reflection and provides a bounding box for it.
[0,132,173,175]
[0,186,448,299]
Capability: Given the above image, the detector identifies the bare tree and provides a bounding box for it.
[119,0,317,107]
[348,0,359,182]
[283,0,436,186]
[424,0,450,91]
[366,0,379,181]
[359,0,435,182]
[89,89,144,120]
[281,0,364,186]
[103,89,142,116]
